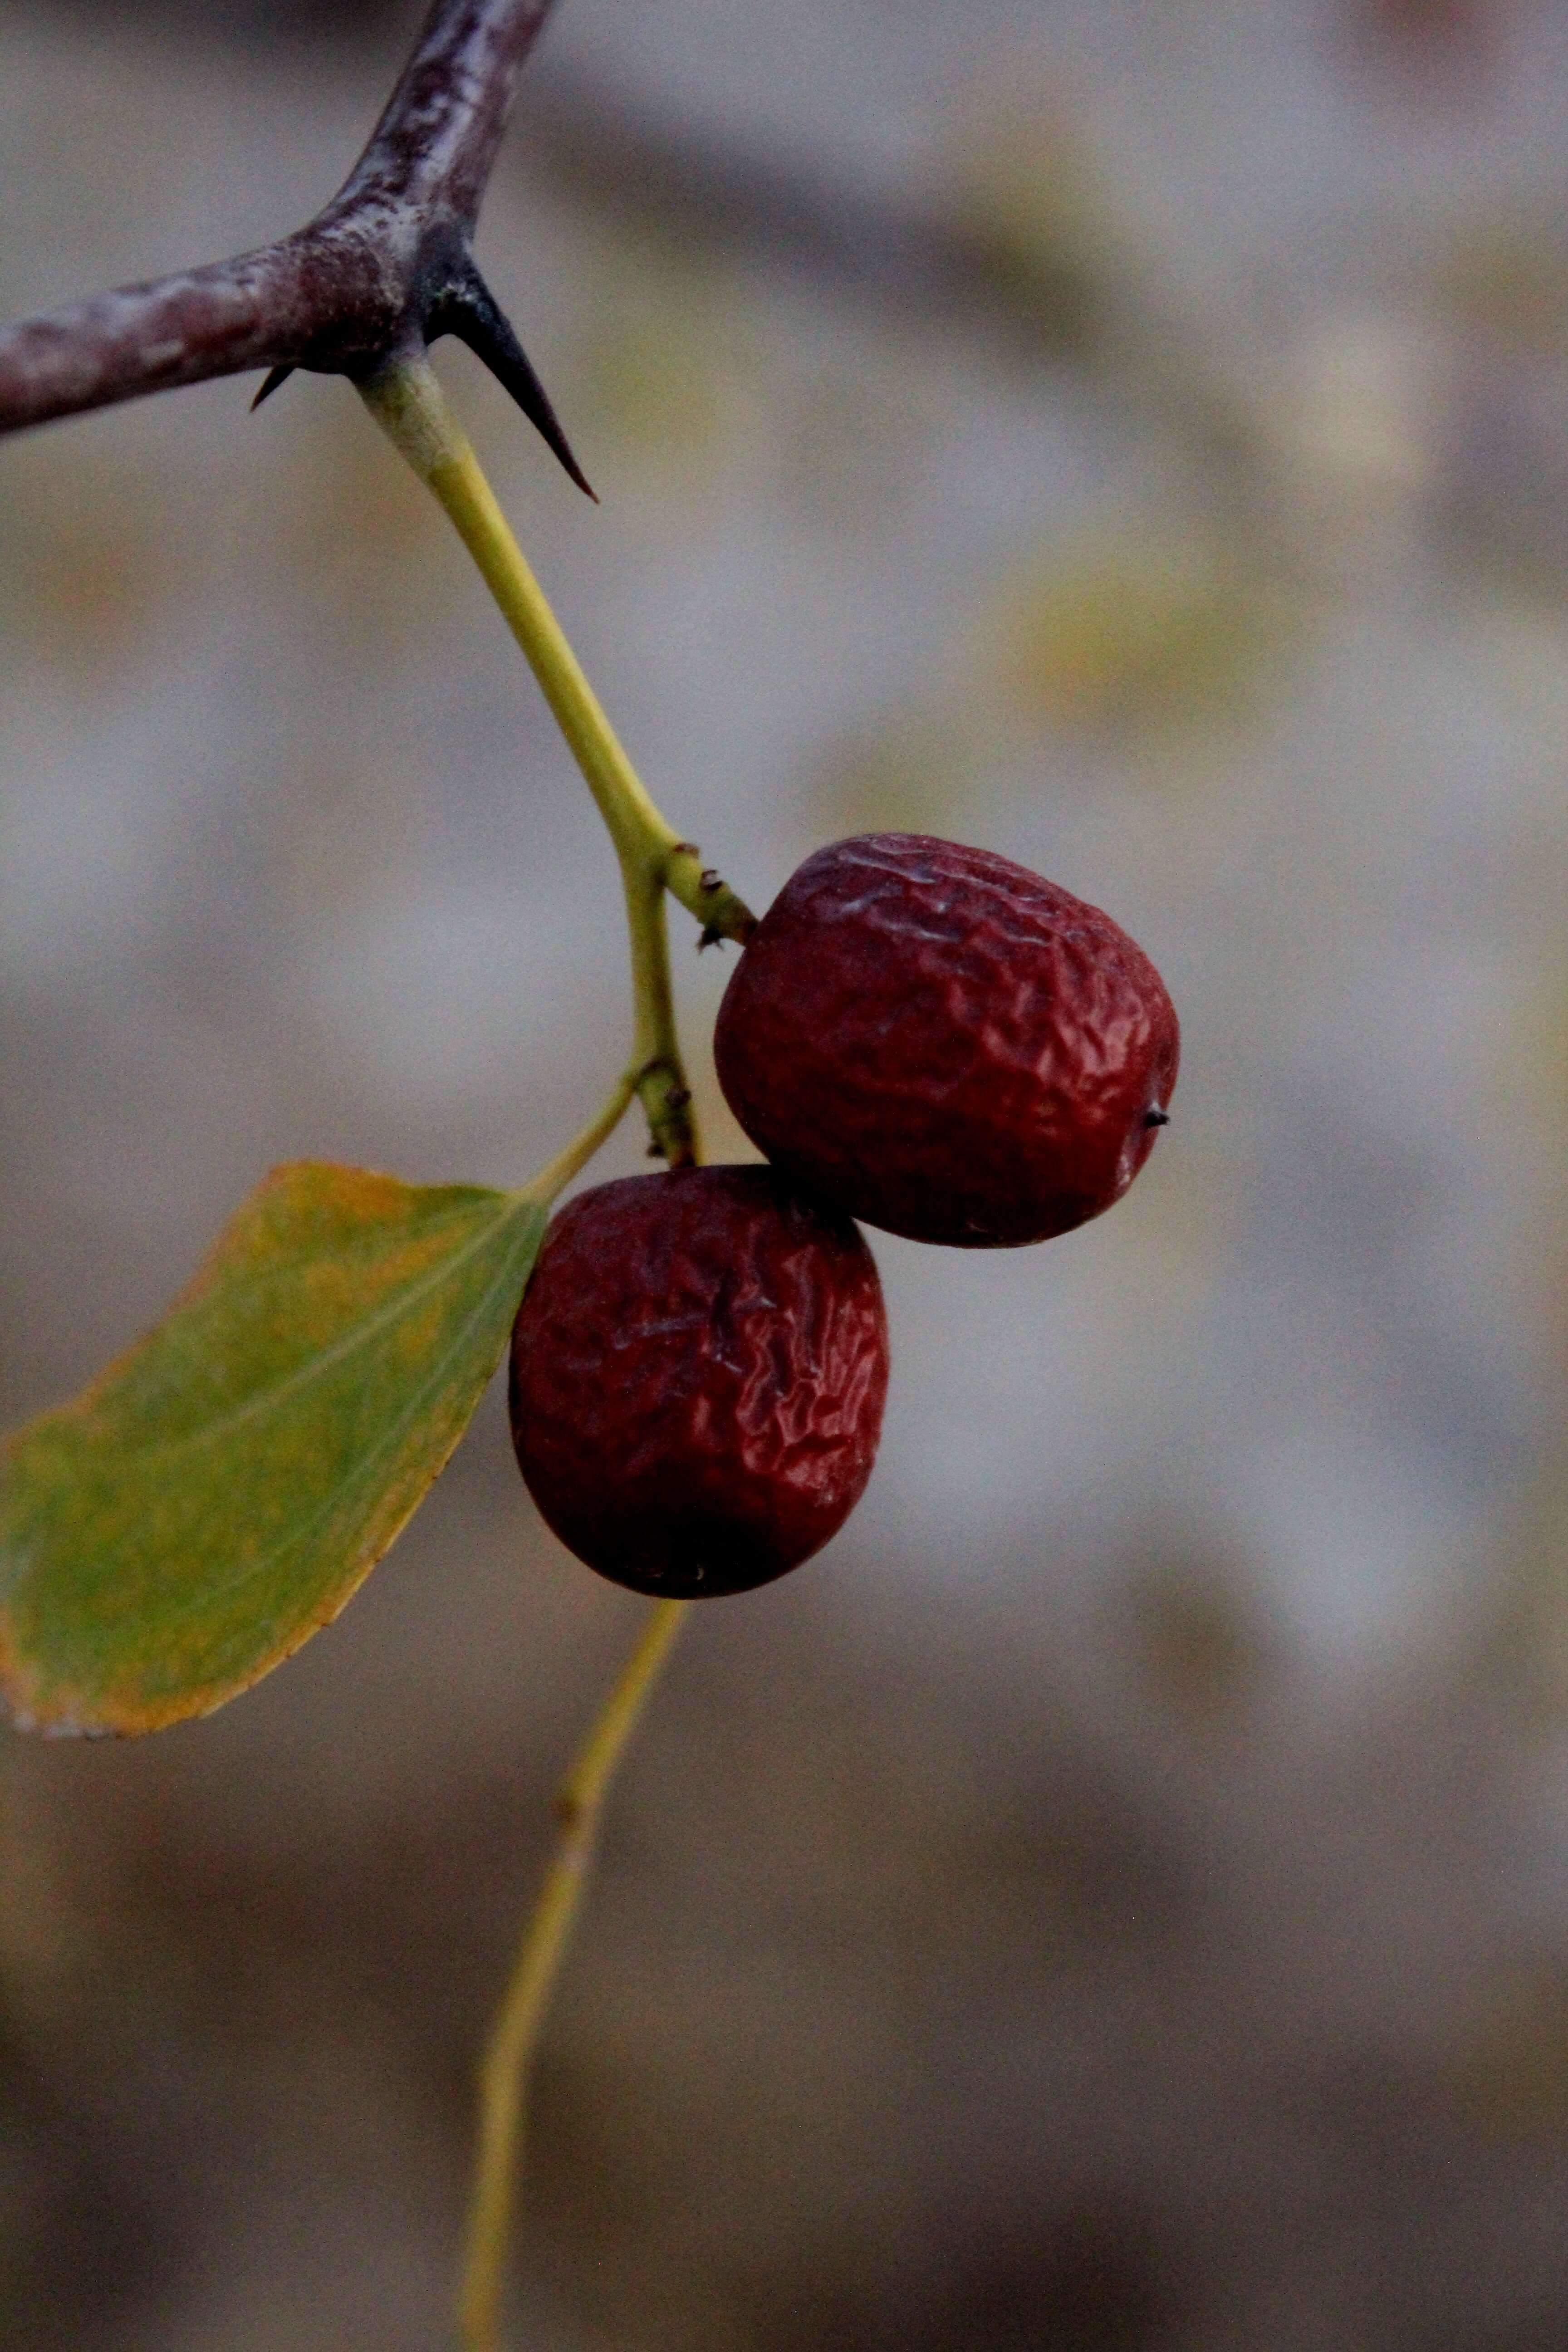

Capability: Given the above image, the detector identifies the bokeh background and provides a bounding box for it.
[5,0,1568,2342]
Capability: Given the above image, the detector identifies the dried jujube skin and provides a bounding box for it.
[509,1166,888,1597]
[715,832,1179,1248]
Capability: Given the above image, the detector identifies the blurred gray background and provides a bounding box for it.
[6,0,1568,2343]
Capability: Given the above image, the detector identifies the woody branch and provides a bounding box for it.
[0,0,590,492]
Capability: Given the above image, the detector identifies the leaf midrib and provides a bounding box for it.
[95,1207,542,1640]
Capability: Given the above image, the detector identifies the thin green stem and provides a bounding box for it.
[458,1595,691,2352]
[622,858,702,1168]
[360,358,740,1165]
[358,361,755,945]
[360,359,717,2338]
[514,1069,637,1207]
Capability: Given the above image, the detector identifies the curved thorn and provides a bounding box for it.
[250,363,295,412]
[431,261,596,500]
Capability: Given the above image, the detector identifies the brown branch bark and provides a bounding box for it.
[0,0,590,491]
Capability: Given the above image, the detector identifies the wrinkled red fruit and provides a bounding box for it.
[714,832,1179,1249]
[508,1166,888,1598]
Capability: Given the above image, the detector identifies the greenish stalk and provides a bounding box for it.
[358,359,755,936]
[361,359,718,2342]
[457,1596,691,2352]
[360,357,744,1165]
[622,858,702,1166]
[514,1069,637,1207]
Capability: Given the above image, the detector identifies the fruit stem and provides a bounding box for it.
[359,358,730,1166]
[362,360,707,2332]
[457,1594,692,2352]
[358,360,755,926]
[622,855,701,1167]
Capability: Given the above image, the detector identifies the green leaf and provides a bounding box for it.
[0,1164,546,1735]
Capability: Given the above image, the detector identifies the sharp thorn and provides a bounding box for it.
[250,363,294,412]
[431,261,596,499]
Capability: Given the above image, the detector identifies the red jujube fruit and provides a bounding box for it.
[508,1166,888,1598]
[714,832,1179,1249]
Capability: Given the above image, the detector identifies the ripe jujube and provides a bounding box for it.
[508,1166,887,1598]
[714,832,1179,1249]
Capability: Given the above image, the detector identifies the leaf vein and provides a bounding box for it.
[75,1193,535,1470]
